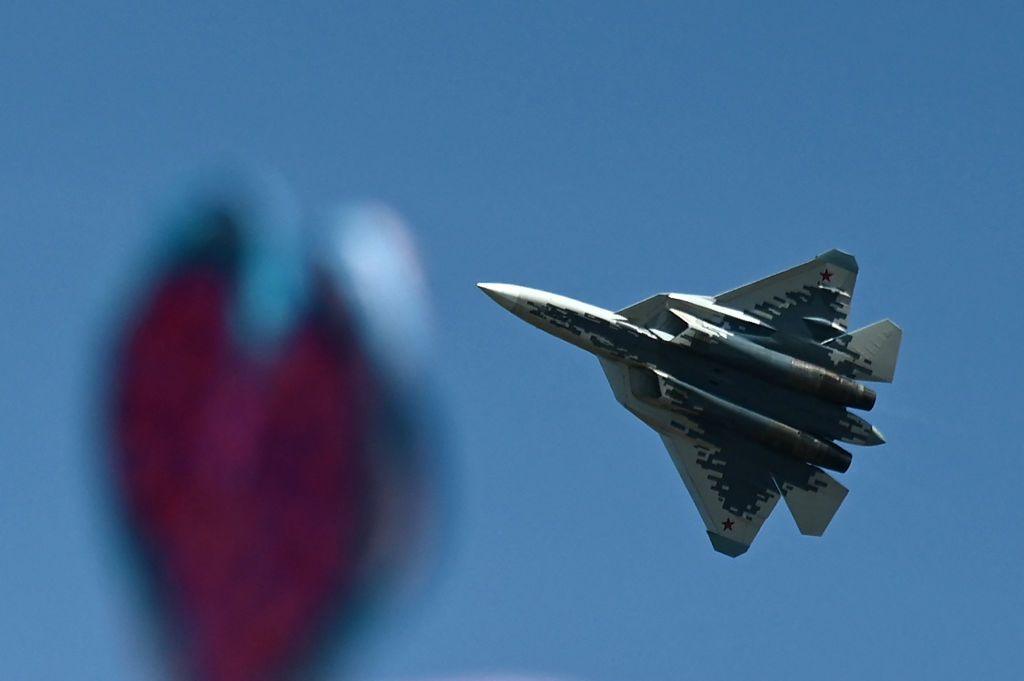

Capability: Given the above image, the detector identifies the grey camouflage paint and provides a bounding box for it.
[479,249,901,557]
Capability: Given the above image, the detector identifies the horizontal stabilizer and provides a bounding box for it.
[771,458,848,536]
[824,319,902,383]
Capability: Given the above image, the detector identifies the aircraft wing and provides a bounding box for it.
[714,249,859,340]
[660,422,849,556]
[598,357,849,556]
[660,425,782,557]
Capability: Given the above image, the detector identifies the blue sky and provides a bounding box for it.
[1,2,1022,679]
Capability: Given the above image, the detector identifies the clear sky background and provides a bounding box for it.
[2,2,1023,680]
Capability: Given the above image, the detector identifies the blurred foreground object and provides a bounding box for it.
[108,177,437,680]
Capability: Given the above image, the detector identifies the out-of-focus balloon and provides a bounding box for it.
[314,203,440,590]
[107,175,436,680]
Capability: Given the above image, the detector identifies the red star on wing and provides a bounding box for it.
[819,269,833,283]
[722,518,734,531]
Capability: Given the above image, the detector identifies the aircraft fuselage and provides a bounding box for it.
[477,283,882,470]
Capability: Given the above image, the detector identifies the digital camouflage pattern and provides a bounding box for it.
[479,250,901,557]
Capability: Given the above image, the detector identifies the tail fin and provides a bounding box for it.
[824,319,902,383]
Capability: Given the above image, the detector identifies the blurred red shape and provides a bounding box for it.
[114,265,375,680]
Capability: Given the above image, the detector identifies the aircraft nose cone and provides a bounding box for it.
[477,282,520,312]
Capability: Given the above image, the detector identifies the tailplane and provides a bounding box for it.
[823,319,902,383]
[771,458,848,536]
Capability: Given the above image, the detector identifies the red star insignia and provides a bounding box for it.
[722,518,734,531]
[819,269,833,283]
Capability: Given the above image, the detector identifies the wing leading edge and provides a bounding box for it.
[714,249,859,339]
[615,249,860,342]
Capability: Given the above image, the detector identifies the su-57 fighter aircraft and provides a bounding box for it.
[479,250,901,557]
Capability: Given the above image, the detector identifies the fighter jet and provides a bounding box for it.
[479,250,901,557]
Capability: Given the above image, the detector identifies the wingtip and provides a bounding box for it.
[817,248,859,274]
[707,531,749,557]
